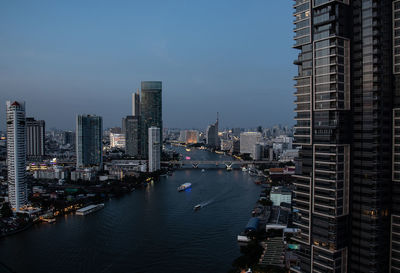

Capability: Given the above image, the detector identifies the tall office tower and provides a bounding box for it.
[140,81,162,158]
[206,113,219,148]
[26,117,45,161]
[132,88,140,116]
[123,116,141,157]
[148,127,160,172]
[6,101,27,210]
[76,115,103,168]
[292,1,394,272]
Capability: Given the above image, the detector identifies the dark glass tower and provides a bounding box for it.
[292,1,395,272]
[26,117,45,161]
[76,115,103,168]
[140,81,162,159]
[123,115,141,158]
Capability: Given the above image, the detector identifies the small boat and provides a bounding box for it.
[226,166,232,171]
[186,148,191,152]
[177,182,192,191]
[242,167,247,172]
[194,204,202,210]
[201,169,205,173]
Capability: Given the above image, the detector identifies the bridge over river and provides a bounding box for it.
[160,160,279,169]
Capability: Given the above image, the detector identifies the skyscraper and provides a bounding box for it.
[140,81,162,158]
[292,1,394,272]
[148,127,160,172]
[206,113,219,148]
[76,115,103,168]
[6,101,27,211]
[26,117,45,161]
[123,115,141,157]
[132,88,140,116]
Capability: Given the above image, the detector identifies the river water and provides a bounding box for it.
[0,147,260,273]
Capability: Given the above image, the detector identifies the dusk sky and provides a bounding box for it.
[0,1,296,130]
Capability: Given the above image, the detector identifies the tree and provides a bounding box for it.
[1,202,13,218]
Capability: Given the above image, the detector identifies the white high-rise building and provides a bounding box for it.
[240,132,262,159]
[6,101,27,210]
[148,127,160,172]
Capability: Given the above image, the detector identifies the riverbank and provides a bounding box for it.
[1,169,170,239]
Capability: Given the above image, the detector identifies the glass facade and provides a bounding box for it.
[292,1,395,272]
[76,115,103,168]
[140,81,162,159]
[124,115,141,157]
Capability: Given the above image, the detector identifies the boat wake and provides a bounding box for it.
[199,198,214,207]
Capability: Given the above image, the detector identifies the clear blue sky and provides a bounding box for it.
[0,0,296,130]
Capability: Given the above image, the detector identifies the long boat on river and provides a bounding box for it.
[76,204,105,216]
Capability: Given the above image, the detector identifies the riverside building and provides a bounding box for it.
[140,81,162,159]
[76,115,103,168]
[26,117,45,161]
[6,101,27,210]
[148,127,160,172]
[292,1,397,272]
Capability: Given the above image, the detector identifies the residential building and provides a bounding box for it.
[76,115,103,168]
[148,127,160,172]
[6,101,27,210]
[109,133,125,149]
[26,117,45,160]
[292,1,395,272]
[140,81,162,158]
[123,116,141,157]
[270,186,292,206]
[240,132,262,159]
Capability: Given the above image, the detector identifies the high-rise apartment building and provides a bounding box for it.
[239,132,262,159]
[123,116,141,157]
[6,101,27,210]
[148,127,160,172]
[76,115,103,168]
[140,81,162,158]
[26,117,45,160]
[292,1,395,272]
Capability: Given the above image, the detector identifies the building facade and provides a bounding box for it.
[109,133,125,149]
[76,115,103,168]
[123,115,141,157]
[26,117,45,160]
[240,132,262,159]
[6,101,27,210]
[206,114,219,148]
[148,127,160,172]
[132,88,140,116]
[62,131,75,146]
[292,1,395,272]
[140,81,162,158]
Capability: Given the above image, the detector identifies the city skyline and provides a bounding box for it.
[0,1,296,130]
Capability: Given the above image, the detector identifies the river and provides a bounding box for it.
[0,147,261,273]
